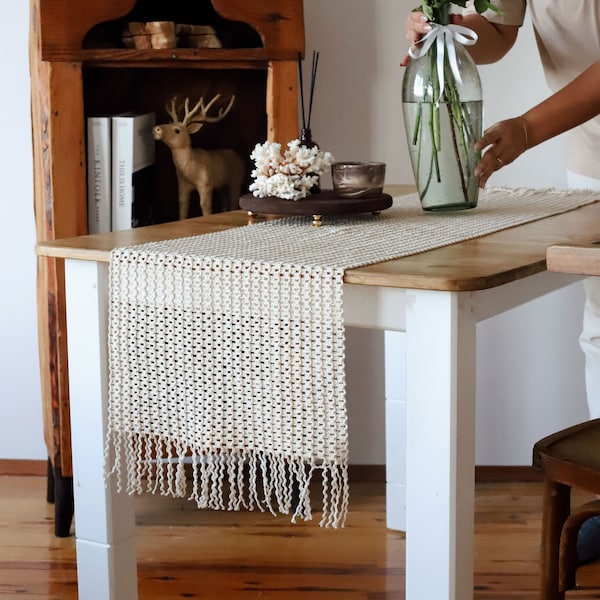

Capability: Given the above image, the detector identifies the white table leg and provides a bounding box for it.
[405,289,476,600]
[384,330,407,531]
[65,259,138,600]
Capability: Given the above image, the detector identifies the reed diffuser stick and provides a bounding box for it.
[298,50,320,130]
[298,51,307,130]
[307,50,319,129]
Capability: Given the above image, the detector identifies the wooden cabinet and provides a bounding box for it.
[29,0,304,535]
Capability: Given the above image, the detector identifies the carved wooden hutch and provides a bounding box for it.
[30,0,304,535]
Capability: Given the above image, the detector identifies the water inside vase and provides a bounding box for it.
[403,100,482,211]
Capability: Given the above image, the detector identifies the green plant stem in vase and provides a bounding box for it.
[402,0,499,211]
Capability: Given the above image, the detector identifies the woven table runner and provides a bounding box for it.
[106,187,598,528]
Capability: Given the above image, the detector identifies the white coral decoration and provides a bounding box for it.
[249,139,335,201]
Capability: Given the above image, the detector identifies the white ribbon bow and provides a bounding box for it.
[408,24,478,102]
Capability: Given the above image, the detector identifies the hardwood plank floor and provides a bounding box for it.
[1,476,599,599]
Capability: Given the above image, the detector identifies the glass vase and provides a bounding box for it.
[402,35,483,211]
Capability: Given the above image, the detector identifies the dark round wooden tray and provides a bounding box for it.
[239,190,393,226]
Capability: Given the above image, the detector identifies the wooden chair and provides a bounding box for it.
[533,418,600,599]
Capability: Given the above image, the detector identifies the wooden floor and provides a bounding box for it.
[2,476,600,599]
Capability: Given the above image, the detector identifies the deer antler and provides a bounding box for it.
[165,94,236,126]
[189,94,236,124]
[164,96,209,125]
[165,97,182,123]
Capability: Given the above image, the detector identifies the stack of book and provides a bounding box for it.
[86,112,156,233]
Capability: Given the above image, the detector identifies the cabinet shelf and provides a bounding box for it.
[49,47,299,69]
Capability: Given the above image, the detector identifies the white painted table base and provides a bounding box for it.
[64,257,581,600]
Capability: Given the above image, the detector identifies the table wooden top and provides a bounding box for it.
[36,185,600,292]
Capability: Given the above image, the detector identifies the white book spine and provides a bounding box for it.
[86,117,111,233]
[112,116,134,232]
[111,113,156,231]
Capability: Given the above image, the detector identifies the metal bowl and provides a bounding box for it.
[331,161,386,198]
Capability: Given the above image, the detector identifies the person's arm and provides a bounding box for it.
[402,11,518,65]
[475,61,600,187]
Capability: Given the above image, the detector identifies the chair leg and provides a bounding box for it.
[559,500,600,590]
[52,464,74,538]
[540,479,570,600]
[46,457,55,503]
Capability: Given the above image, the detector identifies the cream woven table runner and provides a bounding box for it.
[106,187,598,528]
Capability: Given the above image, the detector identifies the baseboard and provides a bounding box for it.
[475,465,543,482]
[0,459,47,476]
[0,459,543,483]
[348,464,386,482]
[349,464,542,483]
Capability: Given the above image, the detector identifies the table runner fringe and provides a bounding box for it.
[105,431,348,527]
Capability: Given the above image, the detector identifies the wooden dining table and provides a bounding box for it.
[35,185,600,600]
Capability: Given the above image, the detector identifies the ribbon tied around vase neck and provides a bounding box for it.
[408,24,478,104]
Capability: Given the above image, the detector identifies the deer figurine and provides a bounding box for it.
[152,94,245,218]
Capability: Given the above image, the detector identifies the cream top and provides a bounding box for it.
[463,0,600,179]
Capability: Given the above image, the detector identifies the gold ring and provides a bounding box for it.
[496,157,504,168]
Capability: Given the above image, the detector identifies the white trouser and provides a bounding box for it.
[569,171,600,418]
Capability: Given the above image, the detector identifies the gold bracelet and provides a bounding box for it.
[517,116,530,151]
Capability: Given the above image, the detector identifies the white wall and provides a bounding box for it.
[1,2,588,465]
[1,3,46,460]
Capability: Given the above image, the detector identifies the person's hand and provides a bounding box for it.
[406,11,432,45]
[474,117,530,188]
[401,12,464,66]
[401,11,432,66]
